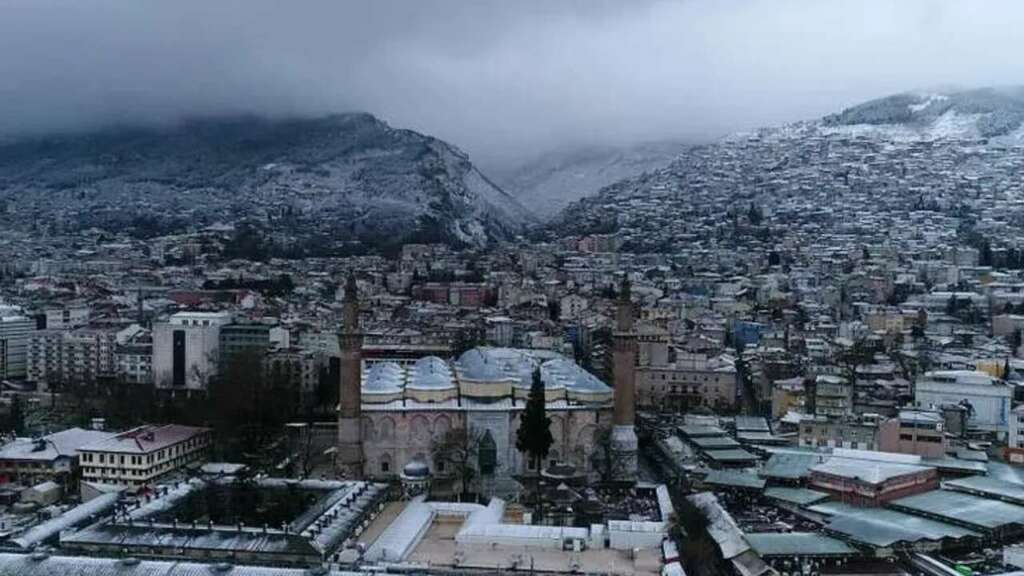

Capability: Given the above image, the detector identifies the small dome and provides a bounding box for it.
[402,459,430,479]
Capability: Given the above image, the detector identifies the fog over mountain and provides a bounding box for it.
[3,1,1024,168]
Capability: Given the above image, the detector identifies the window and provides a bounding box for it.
[381,461,390,473]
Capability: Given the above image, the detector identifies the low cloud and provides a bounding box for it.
[1,0,1023,166]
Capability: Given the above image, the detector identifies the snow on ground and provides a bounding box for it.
[908,92,949,113]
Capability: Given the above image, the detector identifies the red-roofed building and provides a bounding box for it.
[78,424,211,488]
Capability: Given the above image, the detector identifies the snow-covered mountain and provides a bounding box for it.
[0,114,533,250]
[493,141,688,220]
[822,87,1024,144]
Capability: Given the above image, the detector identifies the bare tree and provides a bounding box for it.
[590,425,630,484]
[431,427,484,501]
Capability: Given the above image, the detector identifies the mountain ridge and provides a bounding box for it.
[820,86,1024,143]
[0,113,533,251]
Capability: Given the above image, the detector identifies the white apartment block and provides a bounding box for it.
[915,370,1012,435]
[27,329,117,387]
[78,424,212,488]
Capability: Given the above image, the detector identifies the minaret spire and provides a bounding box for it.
[337,272,364,477]
[609,274,638,482]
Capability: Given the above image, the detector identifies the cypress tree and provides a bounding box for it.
[516,368,553,471]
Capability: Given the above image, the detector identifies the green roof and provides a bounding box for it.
[703,469,767,490]
[945,475,1024,505]
[736,431,788,444]
[704,448,759,462]
[690,436,742,449]
[734,416,771,432]
[679,424,727,437]
[890,489,1024,532]
[746,533,856,557]
[811,502,979,548]
[764,487,830,506]
[761,452,826,479]
[923,456,988,475]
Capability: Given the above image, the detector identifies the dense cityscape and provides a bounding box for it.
[3,2,1024,576]
[2,102,1024,576]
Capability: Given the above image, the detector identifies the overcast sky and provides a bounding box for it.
[2,0,1024,166]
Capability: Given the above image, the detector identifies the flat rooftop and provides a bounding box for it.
[405,516,662,575]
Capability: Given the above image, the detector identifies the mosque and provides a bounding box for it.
[337,276,638,492]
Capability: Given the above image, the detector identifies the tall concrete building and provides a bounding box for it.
[609,277,638,481]
[0,307,34,380]
[152,312,232,396]
[337,275,363,477]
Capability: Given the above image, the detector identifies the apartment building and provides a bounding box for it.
[115,327,153,385]
[27,329,117,387]
[42,305,90,330]
[79,424,212,488]
[636,352,738,411]
[0,427,115,487]
[915,370,1012,436]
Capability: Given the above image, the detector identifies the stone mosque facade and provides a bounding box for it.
[338,279,638,491]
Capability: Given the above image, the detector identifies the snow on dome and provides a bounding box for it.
[457,347,606,393]
[363,362,404,393]
[413,356,451,375]
[408,356,455,390]
[408,370,455,390]
[541,357,610,393]
[402,459,430,479]
[457,348,515,381]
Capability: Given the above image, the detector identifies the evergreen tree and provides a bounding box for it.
[8,395,24,436]
[516,368,553,471]
[979,239,994,267]
[747,203,763,225]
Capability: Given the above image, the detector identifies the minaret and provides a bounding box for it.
[610,276,638,481]
[337,273,364,477]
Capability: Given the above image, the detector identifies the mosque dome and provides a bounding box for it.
[402,459,430,479]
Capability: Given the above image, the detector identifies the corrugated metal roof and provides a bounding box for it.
[703,470,766,490]
[0,553,364,575]
[747,532,856,557]
[890,489,1024,531]
[945,475,1024,505]
[811,502,979,548]
[763,487,830,506]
